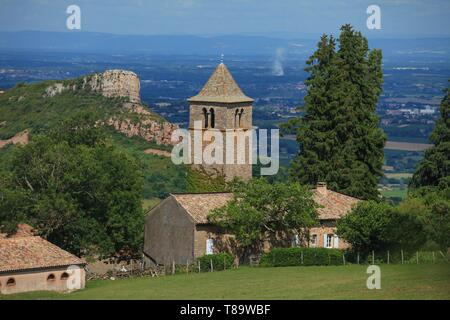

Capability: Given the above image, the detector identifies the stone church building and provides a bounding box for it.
[143,63,360,266]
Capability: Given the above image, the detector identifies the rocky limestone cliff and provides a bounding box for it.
[88,70,141,103]
[105,102,177,145]
[41,70,177,146]
[44,69,140,103]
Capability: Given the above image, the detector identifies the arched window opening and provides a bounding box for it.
[6,278,16,287]
[209,108,215,128]
[239,109,244,127]
[47,274,56,282]
[234,109,239,127]
[202,108,209,128]
[61,272,69,281]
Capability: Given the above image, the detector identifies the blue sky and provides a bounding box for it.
[1,0,449,37]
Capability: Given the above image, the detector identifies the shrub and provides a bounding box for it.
[197,253,234,272]
[260,247,344,267]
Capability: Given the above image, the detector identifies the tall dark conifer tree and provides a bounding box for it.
[410,85,450,189]
[290,25,385,200]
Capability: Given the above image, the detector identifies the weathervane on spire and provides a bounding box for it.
[220,53,224,64]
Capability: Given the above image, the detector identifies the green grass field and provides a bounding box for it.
[384,173,413,179]
[2,264,449,300]
[381,188,408,200]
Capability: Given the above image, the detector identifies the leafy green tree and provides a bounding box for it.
[0,113,144,257]
[389,198,427,251]
[409,85,450,251]
[410,85,450,189]
[337,201,395,254]
[208,179,318,256]
[409,188,450,251]
[337,199,428,254]
[287,25,385,200]
[424,192,450,251]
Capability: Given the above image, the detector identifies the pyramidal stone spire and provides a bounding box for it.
[188,63,254,104]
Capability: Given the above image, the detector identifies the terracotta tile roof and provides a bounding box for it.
[171,192,234,224]
[171,186,359,224]
[0,230,85,273]
[0,223,36,239]
[188,63,254,104]
[313,187,360,220]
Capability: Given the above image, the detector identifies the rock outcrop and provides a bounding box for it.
[106,103,177,145]
[88,70,141,103]
[41,70,178,146]
[44,70,141,103]
[0,129,29,149]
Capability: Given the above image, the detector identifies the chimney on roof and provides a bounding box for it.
[316,182,328,195]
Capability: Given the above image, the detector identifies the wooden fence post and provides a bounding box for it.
[186,260,189,274]
[357,252,360,265]
[210,259,213,272]
[172,260,175,275]
[301,251,304,265]
[198,260,201,273]
[387,250,390,265]
[224,256,226,270]
[342,253,346,265]
[401,250,404,264]
[416,251,419,264]
[432,251,435,264]
[372,250,375,264]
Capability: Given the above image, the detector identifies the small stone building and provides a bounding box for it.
[143,184,359,266]
[144,193,233,266]
[0,224,86,295]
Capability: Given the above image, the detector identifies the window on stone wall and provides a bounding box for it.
[47,274,56,282]
[310,234,317,247]
[325,234,333,248]
[206,238,214,255]
[291,234,300,247]
[239,109,244,127]
[6,278,16,287]
[234,109,239,127]
[202,108,209,128]
[210,108,215,128]
[61,272,69,280]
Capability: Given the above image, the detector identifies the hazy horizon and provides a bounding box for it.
[1,0,449,38]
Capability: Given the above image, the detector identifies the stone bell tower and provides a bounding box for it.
[188,63,253,181]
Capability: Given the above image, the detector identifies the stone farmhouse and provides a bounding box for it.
[144,183,359,266]
[143,63,360,266]
[0,224,86,295]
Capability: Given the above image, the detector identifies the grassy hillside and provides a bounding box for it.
[2,264,449,300]
[0,77,188,202]
[1,80,111,139]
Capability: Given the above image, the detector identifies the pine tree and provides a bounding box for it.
[410,84,450,189]
[290,25,385,200]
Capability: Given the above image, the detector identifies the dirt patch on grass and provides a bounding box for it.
[144,148,171,157]
[0,129,29,149]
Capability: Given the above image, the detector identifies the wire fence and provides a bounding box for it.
[158,250,449,277]
[344,250,449,265]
